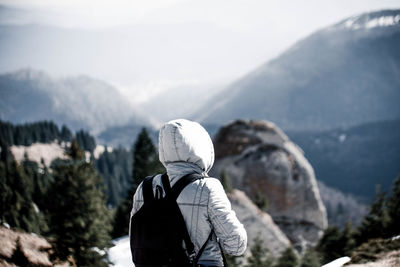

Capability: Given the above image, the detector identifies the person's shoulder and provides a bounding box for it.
[203,176,220,184]
[202,176,224,192]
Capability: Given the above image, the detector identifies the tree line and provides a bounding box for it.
[0,119,140,208]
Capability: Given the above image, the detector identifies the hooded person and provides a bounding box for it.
[130,119,247,267]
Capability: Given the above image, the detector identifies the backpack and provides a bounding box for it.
[130,173,212,267]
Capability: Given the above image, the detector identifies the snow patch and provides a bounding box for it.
[92,247,106,256]
[392,235,400,241]
[342,14,400,30]
[93,145,113,159]
[366,15,400,28]
[108,236,134,267]
[10,142,110,166]
[322,256,351,267]
[10,142,68,167]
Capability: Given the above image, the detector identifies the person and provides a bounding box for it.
[130,119,247,267]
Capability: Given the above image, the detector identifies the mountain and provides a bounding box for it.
[0,69,148,133]
[318,181,367,227]
[137,83,224,125]
[287,119,400,199]
[196,10,400,131]
[98,124,159,148]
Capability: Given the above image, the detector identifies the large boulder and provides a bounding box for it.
[211,120,327,251]
[229,189,290,257]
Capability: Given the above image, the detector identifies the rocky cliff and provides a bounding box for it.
[211,120,327,251]
[229,189,290,256]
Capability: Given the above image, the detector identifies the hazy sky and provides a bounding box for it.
[1,0,399,103]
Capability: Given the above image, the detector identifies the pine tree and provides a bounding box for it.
[112,128,164,238]
[95,147,132,207]
[386,174,400,236]
[276,247,299,267]
[253,190,269,211]
[316,222,356,264]
[220,170,233,193]
[339,221,356,256]
[246,235,274,267]
[60,125,73,142]
[316,226,342,264]
[21,157,51,233]
[46,139,111,266]
[300,249,320,267]
[0,143,42,234]
[356,188,390,245]
[226,254,242,267]
[131,127,163,191]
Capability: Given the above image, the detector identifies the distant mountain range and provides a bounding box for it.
[196,10,400,131]
[0,69,148,133]
[1,10,399,202]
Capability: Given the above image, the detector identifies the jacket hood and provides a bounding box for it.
[158,119,215,174]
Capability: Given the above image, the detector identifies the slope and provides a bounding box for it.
[197,10,400,131]
[0,69,147,133]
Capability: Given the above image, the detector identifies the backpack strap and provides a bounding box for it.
[194,230,214,264]
[142,175,155,204]
[170,173,204,200]
[162,173,204,264]
[195,230,228,267]
[161,173,171,194]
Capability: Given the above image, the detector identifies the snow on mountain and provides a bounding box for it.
[10,142,68,167]
[334,10,400,30]
[10,142,110,167]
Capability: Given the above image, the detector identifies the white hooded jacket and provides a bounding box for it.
[130,119,247,266]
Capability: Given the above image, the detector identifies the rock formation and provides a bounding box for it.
[211,119,327,251]
[229,189,290,256]
[0,226,71,267]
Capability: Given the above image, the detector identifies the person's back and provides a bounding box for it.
[130,119,247,266]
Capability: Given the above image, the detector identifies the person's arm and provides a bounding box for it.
[129,182,144,237]
[207,178,247,255]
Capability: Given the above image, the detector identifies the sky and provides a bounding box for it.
[0,0,400,104]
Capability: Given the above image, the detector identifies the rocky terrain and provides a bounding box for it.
[0,226,71,267]
[211,119,328,252]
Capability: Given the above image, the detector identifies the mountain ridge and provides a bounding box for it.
[195,9,400,131]
[0,69,149,134]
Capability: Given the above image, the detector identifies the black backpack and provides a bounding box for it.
[130,173,212,267]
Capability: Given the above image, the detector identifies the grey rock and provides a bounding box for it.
[212,120,327,251]
[229,189,290,257]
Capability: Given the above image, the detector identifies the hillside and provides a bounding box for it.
[196,10,400,131]
[0,120,132,207]
[287,119,400,199]
[0,69,147,133]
